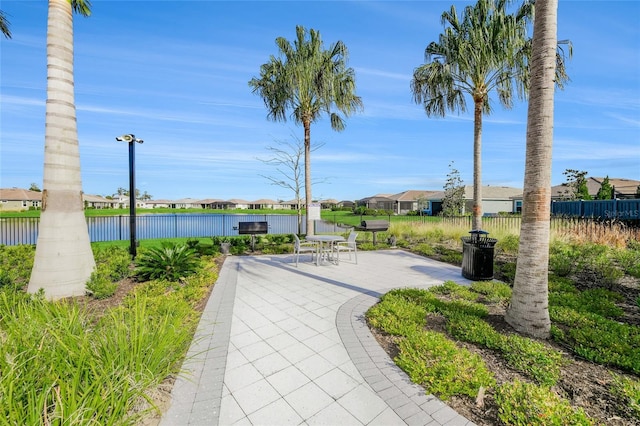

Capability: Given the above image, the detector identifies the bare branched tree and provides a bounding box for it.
[258,134,325,234]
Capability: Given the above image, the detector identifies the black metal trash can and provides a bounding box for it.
[461,230,498,280]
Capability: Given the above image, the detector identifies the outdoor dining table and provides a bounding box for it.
[305,235,345,266]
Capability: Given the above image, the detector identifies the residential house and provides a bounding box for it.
[550,177,640,200]
[356,194,395,212]
[146,199,173,209]
[426,185,523,216]
[249,199,283,210]
[83,194,117,209]
[0,188,42,211]
[320,199,339,209]
[389,190,441,215]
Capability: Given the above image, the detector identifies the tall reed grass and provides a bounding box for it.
[390,218,640,251]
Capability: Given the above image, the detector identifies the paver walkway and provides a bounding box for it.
[161,250,475,426]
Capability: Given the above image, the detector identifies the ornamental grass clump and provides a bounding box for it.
[0,289,194,424]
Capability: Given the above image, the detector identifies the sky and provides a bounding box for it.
[1,1,639,203]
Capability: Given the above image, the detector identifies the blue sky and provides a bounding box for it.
[1,1,639,202]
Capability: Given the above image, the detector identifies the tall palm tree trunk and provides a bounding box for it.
[505,0,558,338]
[303,120,314,236]
[28,0,95,299]
[472,98,483,230]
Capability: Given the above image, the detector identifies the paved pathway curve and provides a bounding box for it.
[161,250,475,426]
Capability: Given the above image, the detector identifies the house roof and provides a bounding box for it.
[83,194,112,203]
[550,177,640,199]
[251,198,279,204]
[390,190,441,201]
[463,185,522,200]
[0,188,42,201]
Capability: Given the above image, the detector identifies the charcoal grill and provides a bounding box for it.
[238,221,268,251]
[355,219,389,245]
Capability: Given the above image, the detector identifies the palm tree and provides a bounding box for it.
[249,25,363,235]
[0,10,11,38]
[505,0,560,339]
[27,0,94,299]
[412,0,566,231]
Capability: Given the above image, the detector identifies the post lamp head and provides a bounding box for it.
[116,134,143,143]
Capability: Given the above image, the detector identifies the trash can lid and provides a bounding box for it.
[468,230,489,235]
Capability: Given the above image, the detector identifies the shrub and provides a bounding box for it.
[93,245,131,281]
[135,243,200,282]
[549,288,623,319]
[429,280,478,301]
[549,241,578,277]
[495,234,519,255]
[550,306,640,374]
[615,248,640,278]
[470,281,512,304]
[395,329,495,401]
[495,380,593,426]
[86,266,118,299]
[0,244,35,290]
[366,293,429,335]
[610,374,640,419]
[447,314,564,386]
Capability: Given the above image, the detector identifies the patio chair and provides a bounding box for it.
[293,234,317,266]
[333,231,358,264]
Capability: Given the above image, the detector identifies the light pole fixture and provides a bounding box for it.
[116,134,143,258]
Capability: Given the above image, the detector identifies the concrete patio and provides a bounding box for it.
[160,249,475,426]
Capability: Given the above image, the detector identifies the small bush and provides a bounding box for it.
[470,281,512,304]
[550,306,640,374]
[447,314,564,386]
[429,280,477,301]
[495,380,593,426]
[86,266,118,299]
[610,374,640,419]
[549,287,623,319]
[395,329,495,401]
[549,241,578,277]
[0,244,35,290]
[615,248,640,278]
[135,243,200,282]
[366,293,429,335]
[93,246,131,281]
[414,243,436,256]
[496,234,519,255]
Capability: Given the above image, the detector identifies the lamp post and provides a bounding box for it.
[115,134,143,258]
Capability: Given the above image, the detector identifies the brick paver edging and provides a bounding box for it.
[336,291,476,426]
[161,260,239,425]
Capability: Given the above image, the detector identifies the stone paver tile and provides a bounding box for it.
[218,394,245,425]
[247,398,303,425]
[224,363,262,393]
[336,384,388,424]
[252,351,291,377]
[296,353,336,380]
[368,407,406,426]
[314,367,360,400]
[278,341,316,364]
[266,365,310,396]
[265,330,298,351]
[231,378,281,416]
[284,381,334,420]
[231,329,262,349]
[237,340,274,362]
[306,401,364,425]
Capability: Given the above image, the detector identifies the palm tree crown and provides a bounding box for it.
[411,0,570,230]
[249,25,362,235]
